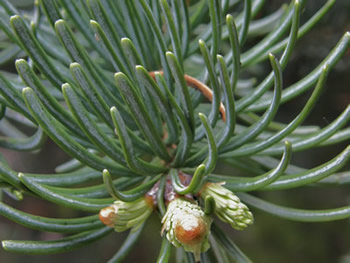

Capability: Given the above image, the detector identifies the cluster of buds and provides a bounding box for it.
[161,198,212,261]
[200,182,254,230]
[99,197,153,232]
[99,173,253,261]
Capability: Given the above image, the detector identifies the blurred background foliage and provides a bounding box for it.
[0,0,349,262]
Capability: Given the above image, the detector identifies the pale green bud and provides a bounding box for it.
[201,183,253,230]
[99,197,153,232]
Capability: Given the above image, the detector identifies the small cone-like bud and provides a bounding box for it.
[201,183,253,230]
[161,198,212,261]
[99,197,153,232]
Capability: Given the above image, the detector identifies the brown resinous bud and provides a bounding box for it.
[161,198,212,262]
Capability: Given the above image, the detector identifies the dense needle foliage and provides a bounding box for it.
[0,0,349,262]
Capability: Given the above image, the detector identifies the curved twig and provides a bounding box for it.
[149,71,226,122]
